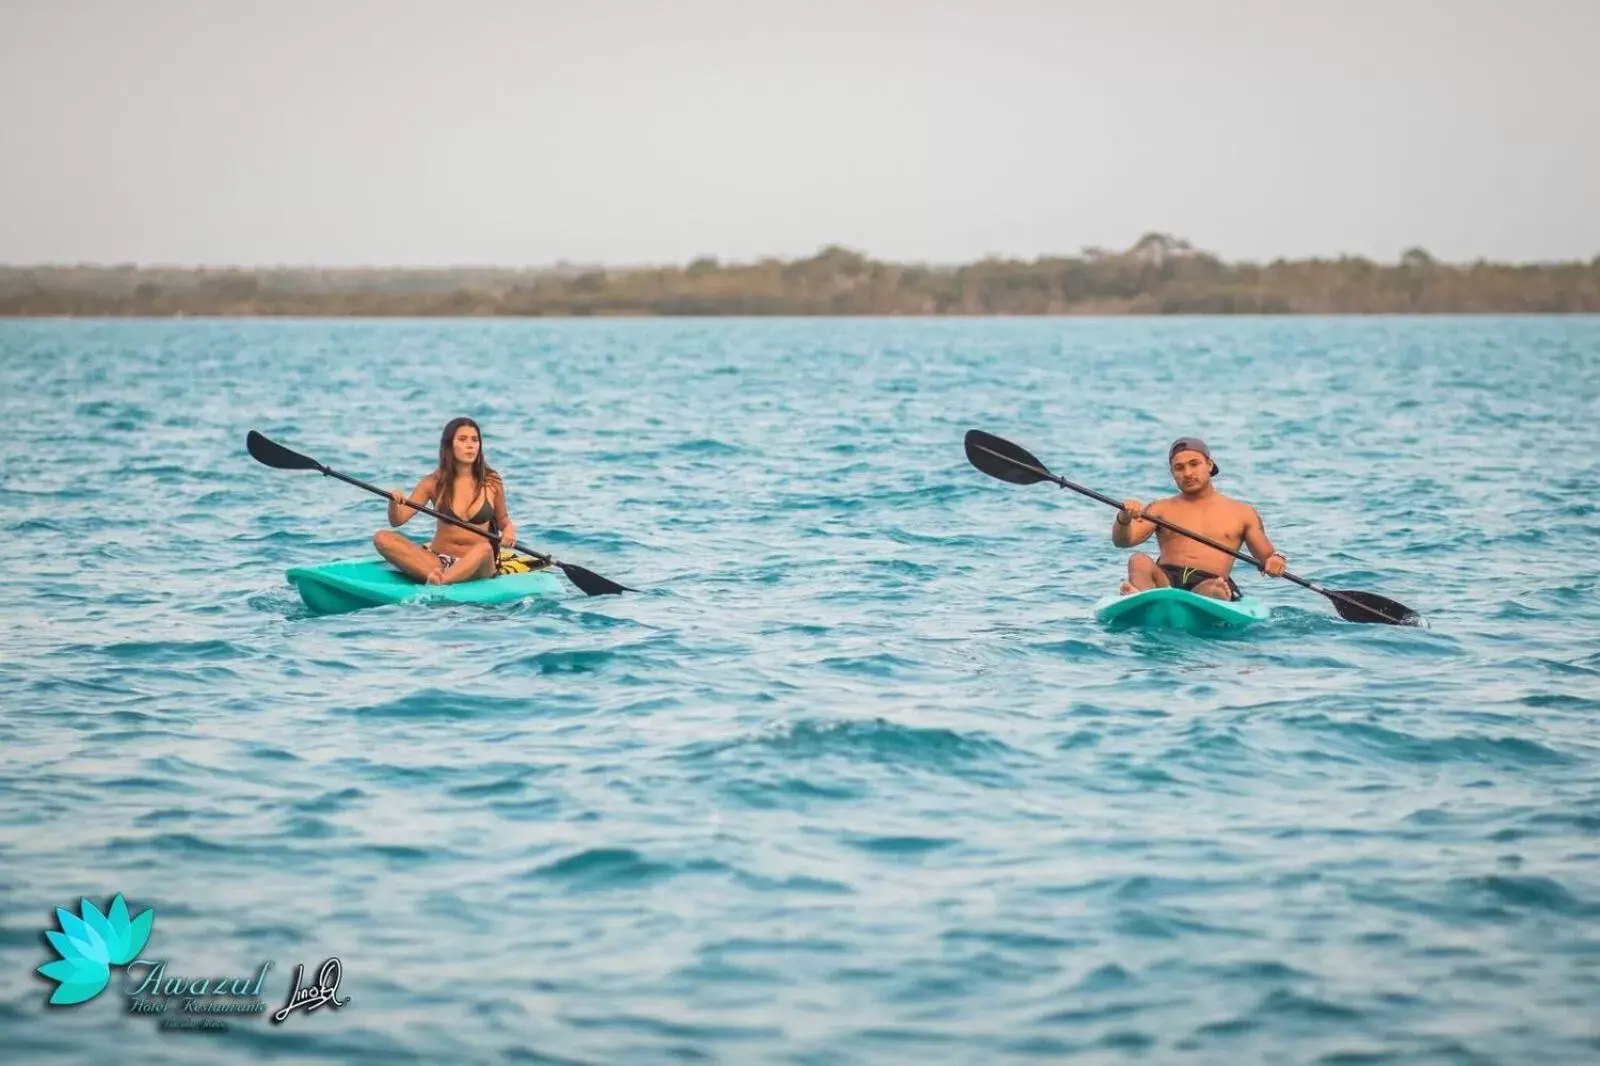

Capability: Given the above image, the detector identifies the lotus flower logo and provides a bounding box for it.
[37,895,155,1005]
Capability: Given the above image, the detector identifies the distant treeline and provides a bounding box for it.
[4,234,1599,316]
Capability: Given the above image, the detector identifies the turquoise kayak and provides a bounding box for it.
[287,557,562,616]
[1093,586,1270,631]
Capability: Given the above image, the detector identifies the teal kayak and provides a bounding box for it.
[1093,586,1270,631]
[287,557,563,616]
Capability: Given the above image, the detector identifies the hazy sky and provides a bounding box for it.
[2,0,1596,266]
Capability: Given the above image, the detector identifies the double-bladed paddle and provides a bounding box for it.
[964,429,1422,626]
[246,430,632,597]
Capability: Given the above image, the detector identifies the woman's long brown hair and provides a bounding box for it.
[431,417,501,523]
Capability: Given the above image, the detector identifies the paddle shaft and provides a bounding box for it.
[1082,477,1313,582]
[968,437,1341,599]
[319,465,505,552]
[326,462,597,578]
[330,465,591,575]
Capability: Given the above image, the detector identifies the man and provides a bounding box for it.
[1113,437,1287,600]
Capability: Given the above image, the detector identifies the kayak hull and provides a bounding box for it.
[1093,586,1270,632]
[287,557,563,616]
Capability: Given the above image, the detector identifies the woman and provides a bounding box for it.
[374,417,519,585]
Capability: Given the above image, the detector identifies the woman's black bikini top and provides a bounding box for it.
[441,488,494,526]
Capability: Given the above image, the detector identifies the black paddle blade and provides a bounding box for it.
[1327,589,1423,627]
[557,562,634,597]
[964,429,1055,486]
[247,430,323,472]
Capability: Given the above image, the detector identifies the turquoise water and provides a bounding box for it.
[2,317,1598,1064]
